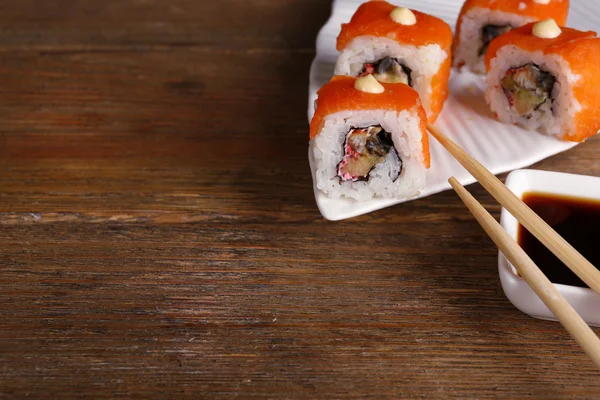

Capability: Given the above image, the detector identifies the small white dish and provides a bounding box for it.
[499,169,600,326]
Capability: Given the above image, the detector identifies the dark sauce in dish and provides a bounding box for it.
[518,192,600,288]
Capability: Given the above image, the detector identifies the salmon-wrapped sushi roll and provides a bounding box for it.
[334,1,452,123]
[310,75,430,201]
[485,20,600,142]
[454,0,569,74]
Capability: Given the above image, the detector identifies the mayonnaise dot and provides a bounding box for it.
[390,7,417,26]
[533,0,550,4]
[354,75,385,94]
[532,19,562,39]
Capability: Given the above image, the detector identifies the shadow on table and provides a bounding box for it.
[229,0,333,218]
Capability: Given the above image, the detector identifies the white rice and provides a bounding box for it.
[334,36,448,118]
[311,109,427,201]
[485,45,580,138]
[454,7,535,74]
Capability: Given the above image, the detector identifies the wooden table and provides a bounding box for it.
[1,1,599,398]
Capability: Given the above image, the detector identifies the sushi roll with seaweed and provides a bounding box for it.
[454,0,569,74]
[310,75,430,201]
[334,1,453,123]
[485,19,600,142]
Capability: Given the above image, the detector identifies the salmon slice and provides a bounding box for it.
[456,0,569,27]
[336,1,453,51]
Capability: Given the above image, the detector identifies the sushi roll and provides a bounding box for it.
[485,20,600,142]
[334,1,452,123]
[453,0,569,74]
[310,75,430,201]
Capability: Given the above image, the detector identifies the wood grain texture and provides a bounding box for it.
[0,0,599,398]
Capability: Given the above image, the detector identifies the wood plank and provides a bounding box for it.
[1,0,599,398]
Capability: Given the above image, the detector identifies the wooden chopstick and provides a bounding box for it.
[427,123,600,295]
[449,177,600,369]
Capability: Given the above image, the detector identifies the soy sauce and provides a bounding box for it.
[518,192,600,288]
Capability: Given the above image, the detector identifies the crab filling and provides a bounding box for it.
[337,125,402,182]
[359,57,412,85]
[479,24,513,56]
[501,64,556,117]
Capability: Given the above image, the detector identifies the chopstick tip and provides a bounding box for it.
[448,176,460,188]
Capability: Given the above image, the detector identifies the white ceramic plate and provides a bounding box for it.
[308,0,597,221]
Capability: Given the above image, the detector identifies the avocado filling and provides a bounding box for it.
[337,125,402,182]
[501,64,556,117]
[479,24,513,56]
[359,57,412,86]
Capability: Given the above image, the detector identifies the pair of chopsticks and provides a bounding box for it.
[426,123,600,369]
